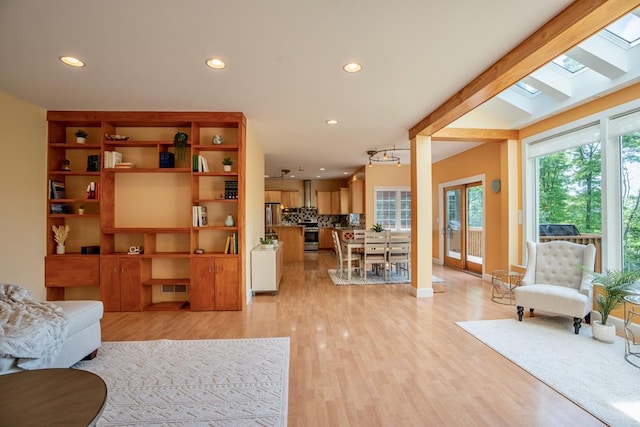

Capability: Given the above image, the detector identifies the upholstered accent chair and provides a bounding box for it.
[514,240,596,334]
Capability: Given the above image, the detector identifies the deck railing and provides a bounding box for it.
[539,234,602,272]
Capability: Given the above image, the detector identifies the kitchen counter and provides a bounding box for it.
[271,226,304,262]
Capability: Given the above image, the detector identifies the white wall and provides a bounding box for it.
[244,123,264,303]
[0,92,47,299]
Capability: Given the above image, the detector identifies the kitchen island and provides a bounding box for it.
[271,225,304,262]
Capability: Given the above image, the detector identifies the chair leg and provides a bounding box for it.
[517,306,524,321]
[584,312,591,324]
[573,317,582,334]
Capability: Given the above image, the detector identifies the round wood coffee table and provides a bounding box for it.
[0,368,107,426]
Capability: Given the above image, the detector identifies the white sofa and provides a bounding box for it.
[515,240,596,334]
[0,300,103,373]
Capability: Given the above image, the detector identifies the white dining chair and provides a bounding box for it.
[332,230,361,279]
[387,231,411,279]
[363,230,388,282]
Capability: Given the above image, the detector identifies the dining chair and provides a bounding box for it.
[387,231,411,279]
[332,230,361,279]
[363,230,388,282]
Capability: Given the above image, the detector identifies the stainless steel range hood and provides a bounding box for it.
[303,180,312,208]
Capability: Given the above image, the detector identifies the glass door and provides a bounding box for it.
[444,183,483,273]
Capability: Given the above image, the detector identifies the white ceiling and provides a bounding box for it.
[0,0,574,180]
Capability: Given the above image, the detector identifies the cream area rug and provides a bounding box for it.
[74,338,290,426]
[457,317,640,426]
[328,268,444,285]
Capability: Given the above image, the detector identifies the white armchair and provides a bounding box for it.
[514,240,596,334]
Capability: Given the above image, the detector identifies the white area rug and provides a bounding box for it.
[74,338,290,426]
[457,317,640,426]
[328,269,444,285]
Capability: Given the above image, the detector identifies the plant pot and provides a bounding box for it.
[56,244,65,255]
[261,244,274,250]
[76,137,86,144]
[223,165,232,172]
[78,208,85,215]
[592,320,616,343]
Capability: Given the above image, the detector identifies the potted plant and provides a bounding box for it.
[222,157,233,172]
[52,224,70,254]
[371,223,384,232]
[173,132,189,165]
[75,129,88,144]
[259,236,275,249]
[589,269,640,343]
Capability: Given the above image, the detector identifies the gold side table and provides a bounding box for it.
[491,270,523,305]
[623,294,640,368]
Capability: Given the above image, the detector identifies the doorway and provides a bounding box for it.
[443,182,483,274]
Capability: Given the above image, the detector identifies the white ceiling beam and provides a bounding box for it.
[566,35,628,79]
[496,90,533,115]
[523,67,571,100]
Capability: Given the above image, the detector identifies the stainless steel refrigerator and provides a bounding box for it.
[265,203,281,237]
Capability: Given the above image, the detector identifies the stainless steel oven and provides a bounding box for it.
[300,222,319,251]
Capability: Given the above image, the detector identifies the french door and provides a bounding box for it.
[443,183,483,274]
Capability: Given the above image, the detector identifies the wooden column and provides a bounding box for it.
[410,135,433,297]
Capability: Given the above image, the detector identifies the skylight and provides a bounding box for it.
[515,81,540,95]
[552,54,586,74]
[605,13,640,45]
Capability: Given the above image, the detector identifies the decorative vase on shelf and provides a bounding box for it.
[212,134,223,145]
[56,244,65,255]
[225,214,235,227]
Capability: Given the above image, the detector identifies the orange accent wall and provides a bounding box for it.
[432,143,504,273]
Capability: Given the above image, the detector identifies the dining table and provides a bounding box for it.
[341,238,364,281]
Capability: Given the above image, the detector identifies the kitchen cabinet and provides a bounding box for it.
[319,228,334,249]
[191,257,240,311]
[318,189,349,215]
[317,191,333,214]
[265,190,281,203]
[100,256,143,312]
[271,226,304,262]
[281,190,300,208]
[349,180,364,214]
[251,243,283,293]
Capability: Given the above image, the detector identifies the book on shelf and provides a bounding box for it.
[224,180,238,199]
[104,151,124,168]
[192,155,210,172]
[192,205,208,227]
[85,181,99,200]
[86,154,101,172]
[224,236,231,254]
[49,180,66,199]
[50,203,69,214]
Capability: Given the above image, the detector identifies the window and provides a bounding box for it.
[606,12,640,46]
[552,54,586,74]
[374,188,410,230]
[610,109,640,270]
[524,99,640,273]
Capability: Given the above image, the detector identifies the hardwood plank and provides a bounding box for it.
[101,251,605,426]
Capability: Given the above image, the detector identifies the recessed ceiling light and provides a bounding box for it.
[319,167,325,171]
[343,172,349,175]
[264,174,270,178]
[343,62,362,73]
[325,119,338,125]
[290,175,295,178]
[59,56,85,67]
[206,58,226,69]
[316,175,321,178]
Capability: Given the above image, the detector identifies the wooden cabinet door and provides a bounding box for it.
[281,191,300,208]
[100,257,122,312]
[349,180,364,214]
[317,191,332,214]
[319,228,333,249]
[190,257,215,311]
[331,191,341,215]
[120,257,142,311]
[340,188,350,214]
[265,190,281,203]
[214,257,240,310]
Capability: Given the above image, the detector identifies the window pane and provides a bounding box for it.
[400,191,411,230]
[375,190,396,230]
[621,132,640,270]
[537,142,601,237]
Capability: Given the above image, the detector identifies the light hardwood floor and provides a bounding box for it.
[101,251,605,426]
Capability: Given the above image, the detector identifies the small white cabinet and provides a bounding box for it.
[251,243,283,294]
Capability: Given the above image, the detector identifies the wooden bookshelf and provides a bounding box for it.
[45,111,245,312]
